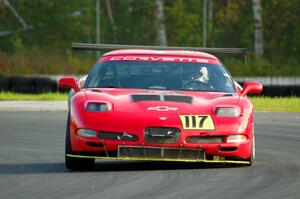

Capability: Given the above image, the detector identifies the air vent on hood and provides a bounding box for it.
[164,95,193,103]
[131,95,160,102]
[130,94,193,103]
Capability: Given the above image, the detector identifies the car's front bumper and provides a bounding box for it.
[69,133,252,164]
[69,111,253,164]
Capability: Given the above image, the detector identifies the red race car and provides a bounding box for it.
[59,43,263,170]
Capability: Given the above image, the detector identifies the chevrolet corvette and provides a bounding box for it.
[58,43,263,170]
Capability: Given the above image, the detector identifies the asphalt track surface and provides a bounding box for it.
[0,111,299,199]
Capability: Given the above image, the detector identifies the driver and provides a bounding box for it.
[192,66,209,84]
[182,66,212,90]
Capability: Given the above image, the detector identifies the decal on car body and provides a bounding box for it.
[179,115,215,130]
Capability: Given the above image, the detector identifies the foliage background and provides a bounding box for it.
[0,0,299,76]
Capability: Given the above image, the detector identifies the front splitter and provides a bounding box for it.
[66,154,250,165]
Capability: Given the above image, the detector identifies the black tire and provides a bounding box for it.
[10,76,34,93]
[33,77,57,93]
[248,133,255,166]
[0,76,10,92]
[65,113,95,170]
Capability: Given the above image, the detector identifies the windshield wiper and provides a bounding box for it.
[178,88,215,92]
[148,86,167,90]
[99,85,120,88]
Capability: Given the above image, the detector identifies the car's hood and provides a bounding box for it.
[83,88,239,115]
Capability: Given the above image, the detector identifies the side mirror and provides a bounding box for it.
[58,77,80,92]
[241,81,263,96]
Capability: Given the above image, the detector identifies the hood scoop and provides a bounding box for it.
[131,95,160,102]
[130,95,193,104]
[164,95,193,103]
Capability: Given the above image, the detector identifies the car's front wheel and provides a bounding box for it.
[65,113,95,170]
[248,133,255,166]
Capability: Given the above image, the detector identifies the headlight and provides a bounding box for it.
[216,107,240,117]
[227,135,247,143]
[77,129,97,137]
[87,103,110,112]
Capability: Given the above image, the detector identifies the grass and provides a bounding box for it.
[223,57,300,77]
[0,92,299,112]
[0,50,93,75]
[249,96,300,112]
[0,92,67,101]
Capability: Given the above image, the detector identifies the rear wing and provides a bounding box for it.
[72,43,247,56]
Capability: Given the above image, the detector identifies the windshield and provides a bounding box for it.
[85,61,236,93]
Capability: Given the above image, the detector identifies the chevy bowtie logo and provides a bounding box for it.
[147,106,178,111]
